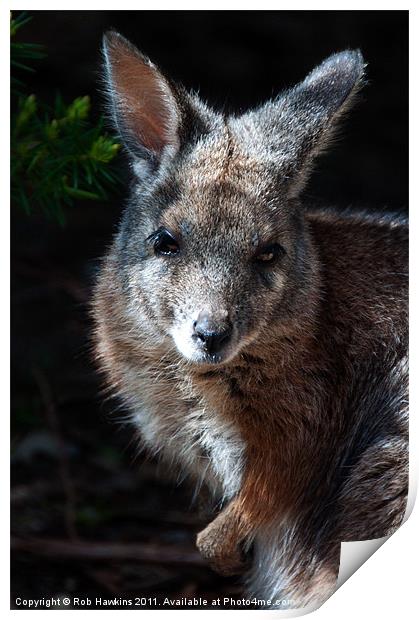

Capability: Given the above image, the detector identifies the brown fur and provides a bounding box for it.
[93,35,408,608]
[93,208,407,603]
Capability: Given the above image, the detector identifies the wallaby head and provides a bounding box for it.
[103,32,365,365]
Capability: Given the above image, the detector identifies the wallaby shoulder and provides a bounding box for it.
[306,206,408,345]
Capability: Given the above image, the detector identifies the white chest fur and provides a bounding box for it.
[130,390,245,501]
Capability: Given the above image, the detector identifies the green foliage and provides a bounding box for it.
[11,12,121,225]
[11,12,46,94]
[11,93,120,224]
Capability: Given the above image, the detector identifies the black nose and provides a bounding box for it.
[193,312,232,355]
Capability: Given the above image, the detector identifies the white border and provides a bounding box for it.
[4,3,416,619]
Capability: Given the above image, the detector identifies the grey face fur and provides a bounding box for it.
[103,32,365,365]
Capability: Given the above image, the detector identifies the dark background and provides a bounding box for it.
[11,10,408,609]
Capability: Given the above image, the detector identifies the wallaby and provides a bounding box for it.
[92,32,408,609]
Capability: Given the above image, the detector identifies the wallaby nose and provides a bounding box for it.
[193,311,232,355]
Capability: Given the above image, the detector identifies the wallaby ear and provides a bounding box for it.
[102,31,180,169]
[238,50,366,194]
[293,50,365,125]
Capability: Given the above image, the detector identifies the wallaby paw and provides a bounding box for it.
[196,526,248,576]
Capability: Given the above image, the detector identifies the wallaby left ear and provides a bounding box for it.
[238,50,366,192]
[102,31,181,169]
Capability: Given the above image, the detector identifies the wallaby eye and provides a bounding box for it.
[149,228,180,257]
[254,243,285,265]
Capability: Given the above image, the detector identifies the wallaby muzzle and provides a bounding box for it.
[193,309,233,356]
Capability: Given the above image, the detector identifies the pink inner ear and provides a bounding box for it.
[107,39,179,155]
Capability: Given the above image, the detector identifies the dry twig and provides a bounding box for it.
[12,537,207,567]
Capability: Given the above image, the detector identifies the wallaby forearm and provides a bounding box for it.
[196,496,253,576]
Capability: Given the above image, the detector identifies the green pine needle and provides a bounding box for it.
[11,12,121,225]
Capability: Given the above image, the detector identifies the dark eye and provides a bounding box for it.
[254,243,285,265]
[150,228,180,257]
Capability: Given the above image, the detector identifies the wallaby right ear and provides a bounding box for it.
[102,31,180,170]
[235,50,365,196]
